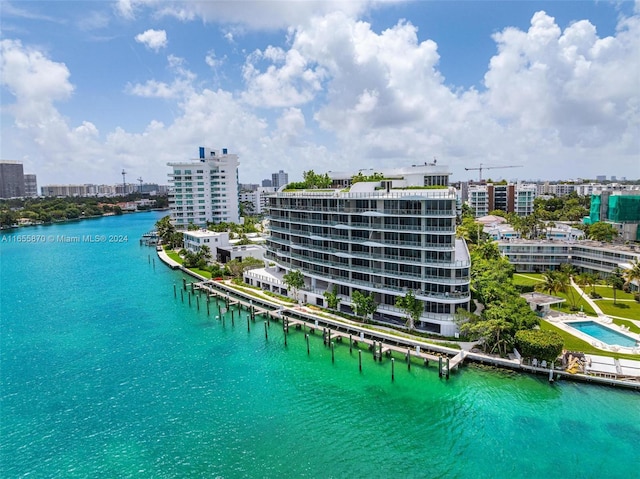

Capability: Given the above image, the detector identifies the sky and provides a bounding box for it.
[1,0,639,187]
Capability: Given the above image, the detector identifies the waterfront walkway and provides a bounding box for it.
[156,248,640,390]
[570,277,605,316]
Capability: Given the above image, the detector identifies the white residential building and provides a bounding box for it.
[168,147,240,227]
[515,183,536,216]
[239,186,276,215]
[536,182,577,196]
[468,185,489,217]
[182,229,264,264]
[248,164,470,336]
[467,182,536,217]
[497,239,640,276]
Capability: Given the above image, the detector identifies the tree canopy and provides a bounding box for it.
[323,285,341,310]
[283,270,305,301]
[351,290,377,322]
[457,239,539,355]
[395,289,423,331]
[286,170,332,190]
[586,221,618,242]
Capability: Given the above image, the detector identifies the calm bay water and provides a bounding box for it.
[1,212,638,478]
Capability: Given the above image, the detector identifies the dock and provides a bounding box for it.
[157,258,640,390]
[185,279,463,378]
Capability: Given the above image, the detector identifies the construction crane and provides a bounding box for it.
[464,164,522,182]
[137,177,143,193]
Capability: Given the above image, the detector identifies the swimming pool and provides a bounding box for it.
[567,321,638,348]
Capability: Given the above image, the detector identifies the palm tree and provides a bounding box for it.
[155,215,175,245]
[536,271,566,296]
[198,245,213,264]
[607,268,625,305]
[622,258,640,292]
[580,272,599,296]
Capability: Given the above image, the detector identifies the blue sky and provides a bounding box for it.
[1,0,638,187]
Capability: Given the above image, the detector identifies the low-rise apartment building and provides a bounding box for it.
[497,239,640,276]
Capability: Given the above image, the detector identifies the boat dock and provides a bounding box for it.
[157,249,640,390]
[181,278,462,379]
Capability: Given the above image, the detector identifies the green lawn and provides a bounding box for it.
[610,317,640,335]
[512,273,544,287]
[548,290,598,316]
[591,285,636,301]
[540,320,639,361]
[513,273,597,316]
[596,299,640,321]
[191,268,212,279]
[165,249,183,264]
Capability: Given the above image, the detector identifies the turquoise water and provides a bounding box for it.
[1,212,639,478]
[568,321,638,348]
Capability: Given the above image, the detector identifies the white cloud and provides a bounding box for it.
[0,39,74,127]
[1,6,638,186]
[77,10,110,31]
[205,50,223,69]
[125,54,195,98]
[1,1,64,23]
[484,11,639,150]
[114,0,135,19]
[241,46,326,107]
[117,0,374,29]
[134,29,167,51]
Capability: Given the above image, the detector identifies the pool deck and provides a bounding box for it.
[547,313,640,354]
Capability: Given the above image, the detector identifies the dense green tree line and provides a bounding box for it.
[1,194,167,228]
[455,241,541,356]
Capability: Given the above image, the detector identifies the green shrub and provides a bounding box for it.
[515,329,564,364]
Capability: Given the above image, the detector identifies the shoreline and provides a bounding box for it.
[156,247,640,391]
[0,208,169,231]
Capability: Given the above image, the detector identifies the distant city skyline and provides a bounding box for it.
[1,1,639,186]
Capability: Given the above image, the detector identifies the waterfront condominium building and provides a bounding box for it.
[23,174,38,197]
[257,164,470,336]
[0,161,25,199]
[167,147,240,228]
